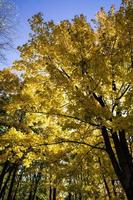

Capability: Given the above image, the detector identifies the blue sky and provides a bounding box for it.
[1,0,121,69]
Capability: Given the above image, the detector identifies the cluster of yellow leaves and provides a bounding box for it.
[0,2,132,199]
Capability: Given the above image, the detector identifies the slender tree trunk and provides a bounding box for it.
[12,170,23,200]
[98,158,111,199]
[74,194,77,200]
[103,177,111,199]
[0,166,13,199]
[28,188,33,200]
[49,186,52,200]
[79,192,82,200]
[0,161,10,191]
[32,173,41,200]
[7,165,18,200]
[68,192,72,200]
[111,179,117,197]
[53,187,56,200]
[28,180,33,200]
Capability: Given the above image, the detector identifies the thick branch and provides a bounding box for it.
[101,126,124,186]
[93,93,105,107]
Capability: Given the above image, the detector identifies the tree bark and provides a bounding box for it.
[53,187,56,200]
[12,170,23,200]
[0,166,13,199]
[68,192,72,200]
[0,161,10,191]
[101,126,133,200]
[32,172,41,200]
[49,186,52,200]
[7,165,18,200]
[111,179,117,197]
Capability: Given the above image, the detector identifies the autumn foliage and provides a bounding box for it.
[0,0,133,199]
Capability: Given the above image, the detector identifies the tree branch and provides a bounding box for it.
[40,139,105,151]
[27,111,100,127]
[116,85,130,101]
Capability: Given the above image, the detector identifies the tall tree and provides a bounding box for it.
[4,0,133,199]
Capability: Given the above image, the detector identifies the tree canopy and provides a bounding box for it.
[0,0,133,199]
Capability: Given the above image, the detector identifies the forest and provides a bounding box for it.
[0,0,133,199]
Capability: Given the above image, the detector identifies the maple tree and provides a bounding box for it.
[0,0,133,199]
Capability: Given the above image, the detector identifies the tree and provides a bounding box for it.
[0,0,16,62]
[2,0,133,199]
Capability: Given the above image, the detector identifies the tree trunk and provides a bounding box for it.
[101,126,133,200]
[7,165,18,200]
[49,186,52,200]
[28,178,34,200]
[53,187,56,200]
[0,165,13,199]
[79,192,82,200]
[111,179,117,197]
[124,178,133,200]
[68,192,72,200]
[98,157,111,199]
[28,188,33,200]
[32,173,41,200]
[12,170,23,200]
[0,161,10,191]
